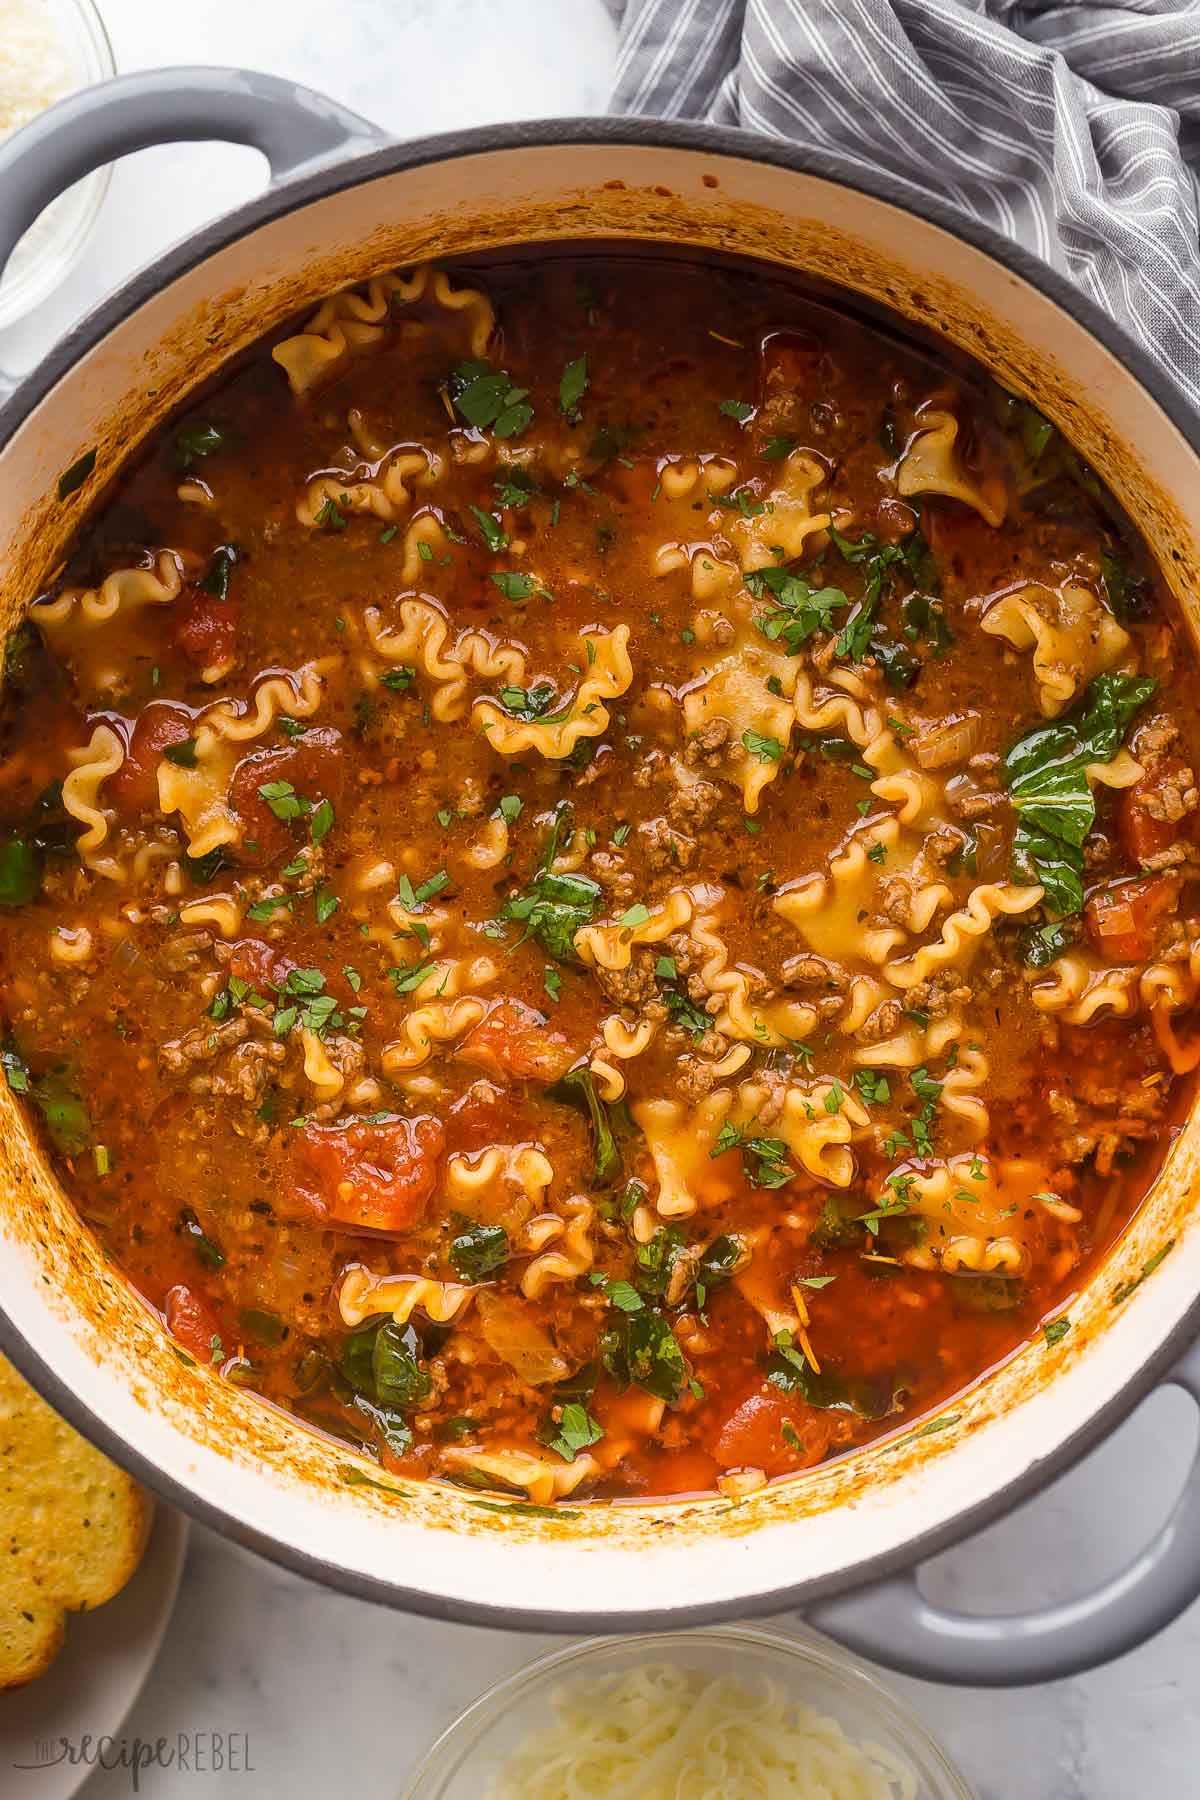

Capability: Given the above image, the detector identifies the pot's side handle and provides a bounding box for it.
[808,1339,1200,1687]
[0,66,384,283]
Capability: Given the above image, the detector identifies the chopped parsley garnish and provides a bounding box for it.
[743,729,786,763]
[449,359,533,438]
[854,1068,890,1106]
[310,798,335,844]
[390,957,436,995]
[747,565,850,654]
[490,571,539,602]
[469,504,509,553]
[380,664,417,693]
[719,398,755,422]
[536,1401,602,1463]
[662,986,710,1041]
[397,870,450,909]
[259,778,310,822]
[496,682,557,720]
[711,1118,796,1189]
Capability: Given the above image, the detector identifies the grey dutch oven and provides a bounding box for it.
[2,68,1200,1687]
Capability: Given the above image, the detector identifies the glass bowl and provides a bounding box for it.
[0,0,115,331]
[405,1624,974,1799]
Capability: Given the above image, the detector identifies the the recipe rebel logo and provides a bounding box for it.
[12,1731,255,1790]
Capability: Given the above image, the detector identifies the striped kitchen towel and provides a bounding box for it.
[604,0,1200,414]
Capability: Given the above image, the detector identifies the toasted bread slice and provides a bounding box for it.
[0,1353,151,1689]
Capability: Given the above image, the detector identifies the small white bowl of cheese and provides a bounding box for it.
[0,0,114,331]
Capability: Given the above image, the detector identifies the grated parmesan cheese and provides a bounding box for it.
[0,0,85,302]
[0,0,74,138]
[487,1661,921,1800]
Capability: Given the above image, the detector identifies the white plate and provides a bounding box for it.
[0,1505,188,1799]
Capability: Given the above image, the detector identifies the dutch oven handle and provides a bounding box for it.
[0,66,384,284]
[808,1338,1200,1686]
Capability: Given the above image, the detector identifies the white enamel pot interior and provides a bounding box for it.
[3,82,1200,1681]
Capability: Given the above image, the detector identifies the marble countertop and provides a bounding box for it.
[4,2,1199,1794]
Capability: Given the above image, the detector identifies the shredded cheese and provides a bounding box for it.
[487,1661,920,1799]
[0,0,79,295]
[0,0,73,139]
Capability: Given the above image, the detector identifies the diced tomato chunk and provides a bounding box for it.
[457,998,576,1083]
[174,584,240,671]
[758,329,821,400]
[711,1378,831,1476]
[164,1284,223,1363]
[296,1114,444,1234]
[226,936,295,993]
[105,703,195,814]
[1117,758,1194,865]
[228,729,344,863]
[1083,875,1179,963]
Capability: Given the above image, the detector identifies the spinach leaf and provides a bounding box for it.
[4,619,40,688]
[866,631,920,691]
[351,1396,413,1458]
[29,1069,92,1157]
[198,544,236,599]
[600,1307,688,1402]
[1004,395,1057,466]
[696,1233,746,1290]
[808,1195,865,1251]
[632,1226,685,1298]
[900,589,953,658]
[1021,919,1077,969]
[548,1064,622,1184]
[559,354,588,418]
[767,1331,904,1419]
[1099,547,1147,623]
[1,1041,30,1095]
[826,525,931,665]
[179,1207,226,1270]
[500,868,601,963]
[173,421,228,470]
[183,847,233,885]
[449,1222,509,1283]
[1005,673,1157,915]
[340,1317,431,1410]
[0,836,41,907]
[239,1307,287,1347]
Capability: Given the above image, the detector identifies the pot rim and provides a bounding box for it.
[3,112,1199,1627]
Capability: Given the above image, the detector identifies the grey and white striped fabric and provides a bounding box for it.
[605,0,1200,415]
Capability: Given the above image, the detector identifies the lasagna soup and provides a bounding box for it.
[1,255,1196,1506]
